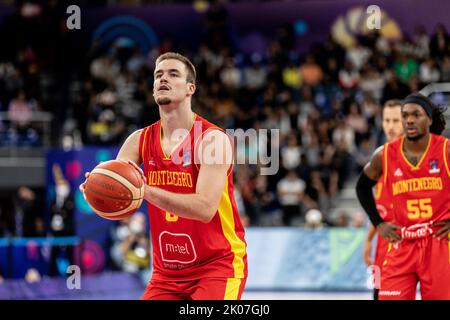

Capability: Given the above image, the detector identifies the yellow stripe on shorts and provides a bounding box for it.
[224,278,242,300]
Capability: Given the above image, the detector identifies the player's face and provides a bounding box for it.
[401,103,432,141]
[153,59,196,106]
[382,105,403,142]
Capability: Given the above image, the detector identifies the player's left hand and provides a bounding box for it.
[432,220,450,240]
[127,160,147,184]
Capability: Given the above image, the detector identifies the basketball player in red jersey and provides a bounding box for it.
[362,100,403,300]
[356,92,450,300]
[81,52,247,300]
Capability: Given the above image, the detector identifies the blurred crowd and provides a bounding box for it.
[1,1,450,230]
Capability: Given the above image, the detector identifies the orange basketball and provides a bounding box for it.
[84,160,145,220]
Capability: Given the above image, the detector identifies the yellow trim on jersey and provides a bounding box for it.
[224,278,242,300]
[141,127,148,164]
[448,233,450,265]
[443,139,450,179]
[400,135,431,170]
[159,124,171,160]
[375,182,383,200]
[159,113,198,161]
[217,179,246,279]
[383,143,389,184]
[383,242,393,266]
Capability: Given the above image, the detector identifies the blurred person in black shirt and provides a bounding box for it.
[49,164,75,276]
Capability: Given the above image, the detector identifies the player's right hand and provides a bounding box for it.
[79,172,90,196]
[377,222,402,243]
[363,240,374,266]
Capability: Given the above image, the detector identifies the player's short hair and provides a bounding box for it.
[383,99,402,109]
[155,52,196,84]
[381,99,402,119]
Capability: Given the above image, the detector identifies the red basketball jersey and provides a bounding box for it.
[139,114,248,281]
[384,134,450,227]
[373,144,392,267]
[375,143,393,222]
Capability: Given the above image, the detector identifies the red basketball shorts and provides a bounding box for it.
[374,235,390,269]
[379,233,450,300]
[141,277,247,300]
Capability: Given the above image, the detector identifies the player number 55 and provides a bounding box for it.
[407,198,433,220]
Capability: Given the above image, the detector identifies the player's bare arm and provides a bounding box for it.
[363,224,376,266]
[356,146,402,242]
[363,145,383,181]
[116,129,143,166]
[143,130,232,223]
[431,142,450,240]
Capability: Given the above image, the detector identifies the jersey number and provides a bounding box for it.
[406,198,433,220]
[165,211,179,222]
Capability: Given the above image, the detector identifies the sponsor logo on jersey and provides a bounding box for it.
[182,149,191,167]
[429,159,440,174]
[394,168,403,177]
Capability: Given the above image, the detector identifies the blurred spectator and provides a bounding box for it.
[359,66,385,102]
[382,71,410,103]
[282,63,302,89]
[393,53,418,83]
[346,41,371,71]
[430,23,450,59]
[419,58,440,84]
[233,187,250,227]
[354,137,375,172]
[304,209,325,230]
[338,61,359,89]
[412,25,430,59]
[110,212,151,277]
[90,55,120,83]
[25,268,41,283]
[244,59,267,90]
[8,91,33,131]
[277,170,306,226]
[281,133,301,170]
[49,164,75,276]
[220,58,241,90]
[253,175,281,226]
[299,55,323,87]
[334,210,350,227]
[13,186,45,237]
[350,211,366,228]
[346,103,368,145]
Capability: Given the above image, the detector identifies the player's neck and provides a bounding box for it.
[404,132,430,153]
[159,102,195,138]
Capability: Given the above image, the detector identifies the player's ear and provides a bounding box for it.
[187,82,196,96]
